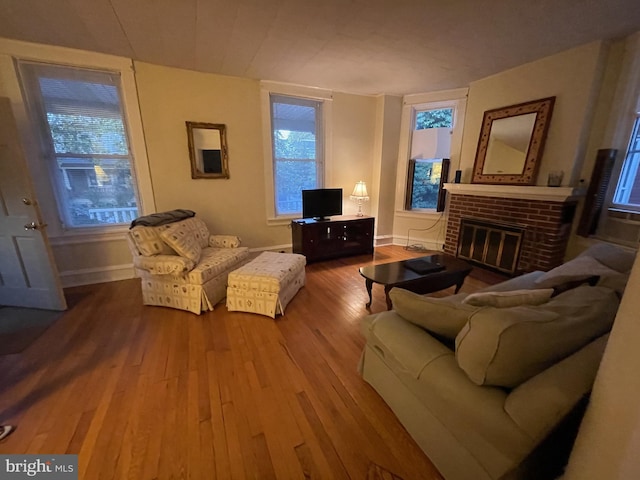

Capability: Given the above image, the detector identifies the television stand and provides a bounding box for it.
[291,215,374,262]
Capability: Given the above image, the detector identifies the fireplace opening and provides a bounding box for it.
[457,218,525,275]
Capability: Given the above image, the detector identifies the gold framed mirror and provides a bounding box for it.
[471,97,555,185]
[186,121,229,179]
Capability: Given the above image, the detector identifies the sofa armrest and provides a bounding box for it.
[133,254,195,275]
[505,334,609,442]
[209,235,242,248]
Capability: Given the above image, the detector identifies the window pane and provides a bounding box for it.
[270,94,322,216]
[410,159,442,209]
[274,129,316,160]
[57,157,137,226]
[274,160,318,214]
[20,62,139,228]
[415,108,453,130]
[613,116,640,210]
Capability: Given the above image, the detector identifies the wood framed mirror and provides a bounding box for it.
[186,121,229,179]
[471,97,555,185]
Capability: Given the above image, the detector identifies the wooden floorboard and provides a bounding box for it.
[0,245,499,479]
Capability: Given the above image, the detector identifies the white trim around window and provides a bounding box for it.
[260,81,333,225]
[0,38,155,242]
[394,88,468,217]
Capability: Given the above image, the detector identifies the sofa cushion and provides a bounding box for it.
[596,271,629,297]
[160,222,203,262]
[578,242,636,272]
[462,289,554,308]
[133,254,195,275]
[533,255,618,289]
[361,311,455,379]
[186,247,251,284]
[209,235,242,248]
[455,285,619,388]
[478,270,546,293]
[389,288,478,340]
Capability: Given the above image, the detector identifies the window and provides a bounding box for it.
[612,114,640,212]
[269,94,324,216]
[405,107,453,211]
[19,62,139,228]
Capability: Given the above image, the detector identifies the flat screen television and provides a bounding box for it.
[302,188,342,221]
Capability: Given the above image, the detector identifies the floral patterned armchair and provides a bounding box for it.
[126,212,250,314]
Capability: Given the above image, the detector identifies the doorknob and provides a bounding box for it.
[22,198,32,205]
[24,221,47,231]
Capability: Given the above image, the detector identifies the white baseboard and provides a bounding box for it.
[374,235,394,246]
[59,263,135,288]
[57,239,446,289]
[392,235,445,252]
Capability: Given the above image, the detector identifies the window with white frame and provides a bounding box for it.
[405,106,453,211]
[18,61,140,228]
[612,113,640,212]
[269,94,325,216]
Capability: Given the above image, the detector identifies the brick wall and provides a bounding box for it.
[444,194,577,273]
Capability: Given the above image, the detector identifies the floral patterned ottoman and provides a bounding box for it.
[226,251,306,318]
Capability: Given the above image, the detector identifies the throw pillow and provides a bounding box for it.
[389,288,478,339]
[159,222,202,262]
[533,255,619,289]
[462,288,554,308]
[129,225,177,256]
[176,217,211,248]
[455,285,619,388]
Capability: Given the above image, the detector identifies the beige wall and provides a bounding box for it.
[330,91,378,216]
[460,41,607,186]
[135,62,379,249]
[371,95,402,241]
[135,62,278,248]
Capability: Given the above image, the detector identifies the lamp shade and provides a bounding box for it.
[350,181,369,199]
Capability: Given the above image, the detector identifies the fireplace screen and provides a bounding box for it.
[457,218,525,274]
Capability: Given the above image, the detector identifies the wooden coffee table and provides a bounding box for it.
[359,254,472,310]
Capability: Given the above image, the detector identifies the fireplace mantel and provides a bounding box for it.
[443,183,584,202]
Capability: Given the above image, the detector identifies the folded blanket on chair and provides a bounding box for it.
[130,209,196,228]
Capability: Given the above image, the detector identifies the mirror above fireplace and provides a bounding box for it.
[471,97,555,185]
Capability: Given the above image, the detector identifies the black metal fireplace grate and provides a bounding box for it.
[457,217,525,274]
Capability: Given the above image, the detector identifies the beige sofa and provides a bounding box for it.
[359,243,635,480]
[126,214,250,314]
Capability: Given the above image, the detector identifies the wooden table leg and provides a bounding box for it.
[365,279,373,308]
[384,285,393,310]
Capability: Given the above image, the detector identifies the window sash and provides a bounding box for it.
[270,94,324,216]
[612,115,640,211]
[404,105,453,211]
[18,61,140,228]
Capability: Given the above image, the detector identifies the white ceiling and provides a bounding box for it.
[1,0,640,96]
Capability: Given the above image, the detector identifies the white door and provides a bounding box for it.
[0,96,66,310]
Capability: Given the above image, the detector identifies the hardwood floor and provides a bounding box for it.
[0,245,500,479]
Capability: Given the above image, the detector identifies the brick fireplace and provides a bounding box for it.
[443,184,582,274]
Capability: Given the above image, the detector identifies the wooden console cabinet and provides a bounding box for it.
[291,215,374,262]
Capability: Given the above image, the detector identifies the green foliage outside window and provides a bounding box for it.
[411,160,442,209]
[415,108,453,130]
[47,113,127,155]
